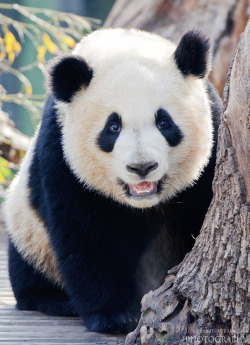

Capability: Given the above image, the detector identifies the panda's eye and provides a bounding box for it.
[158,119,170,129]
[109,122,121,133]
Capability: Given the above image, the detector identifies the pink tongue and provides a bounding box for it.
[132,181,153,192]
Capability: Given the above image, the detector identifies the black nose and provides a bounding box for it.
[126,161,158,177]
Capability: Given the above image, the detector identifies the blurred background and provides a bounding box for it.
[0,0,115,137]
[0,0,249,204]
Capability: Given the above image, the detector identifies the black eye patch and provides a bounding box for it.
[155,108,183,147]
[97,113,122,153]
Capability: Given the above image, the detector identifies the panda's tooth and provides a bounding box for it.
[129,181,158,196]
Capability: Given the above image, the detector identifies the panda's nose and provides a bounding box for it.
[126,161,158,177]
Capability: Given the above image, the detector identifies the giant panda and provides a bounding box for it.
[5,28,222,334]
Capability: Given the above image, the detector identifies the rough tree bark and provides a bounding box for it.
[123,19,250,345]
[105,0,249,96]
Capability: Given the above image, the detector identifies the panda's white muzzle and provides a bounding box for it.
[125,161,159,196]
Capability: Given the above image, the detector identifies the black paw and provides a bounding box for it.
[83,310,140,334]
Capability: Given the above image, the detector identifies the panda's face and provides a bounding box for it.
[49,29,213,209]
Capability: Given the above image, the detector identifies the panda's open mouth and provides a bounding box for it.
[129,181,157,196]
[118,178,164,198]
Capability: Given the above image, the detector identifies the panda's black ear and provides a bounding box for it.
[174,30,210,78]
[47,54,93,103]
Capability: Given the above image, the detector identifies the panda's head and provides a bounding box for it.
[47,28,213,209]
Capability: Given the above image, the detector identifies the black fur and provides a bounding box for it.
[155,108,183,147]
[97,113,122,152]
[174,30,210,78]
[8,82,222,334]
[48,55,93,102]
[8,240,74,317]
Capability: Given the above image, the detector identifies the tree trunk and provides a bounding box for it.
[124,18,250,345]
[105,0,249,96]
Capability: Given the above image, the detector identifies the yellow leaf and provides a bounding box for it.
[5,43,12,54]
[26,85,32,95]
[0,36,3,44]
[0,172,6,183]
[37,45,47,62]
[8,51,15,63]
[5,31,15,54]
[0,158,7,168]
[43,33,58,54]
[4,31,15,46]
[62,36,75,48]
[4,31,21,59]
[13,40,21,53]
[19,150,25,159]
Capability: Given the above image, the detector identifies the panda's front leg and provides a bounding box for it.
[57,247,140,333]
[47,219,141,333]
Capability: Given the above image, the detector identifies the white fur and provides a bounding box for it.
[59,28,213,208]
[4,130,62,286]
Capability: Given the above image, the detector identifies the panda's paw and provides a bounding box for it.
[83,310,140,334]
